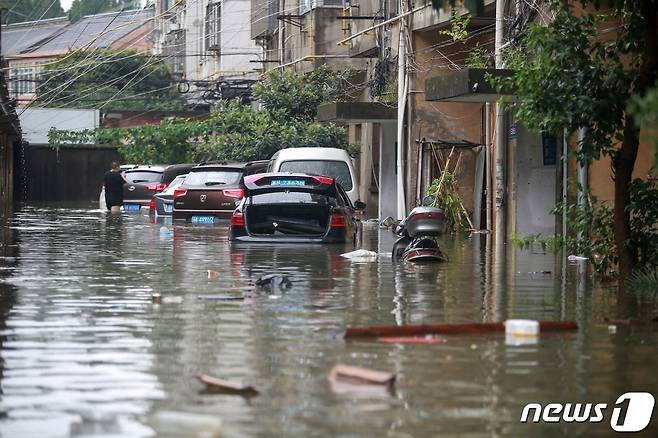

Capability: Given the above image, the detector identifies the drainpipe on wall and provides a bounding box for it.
[396,0,407,220]
[577,127,588,251]
[494,0,506,245]
[484,102,486,230]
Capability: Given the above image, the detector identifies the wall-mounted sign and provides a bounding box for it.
[509,122,518,139]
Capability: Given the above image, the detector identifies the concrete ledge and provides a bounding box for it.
[317,102,397,123]
[425,68,515,102]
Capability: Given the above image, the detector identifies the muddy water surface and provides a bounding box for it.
[0,205,656,437]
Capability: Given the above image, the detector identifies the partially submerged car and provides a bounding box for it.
[229,172,364,243]
[172,161,267,223]
[149,174,188,217]
[100,164,195,212]
[267,147,360,205]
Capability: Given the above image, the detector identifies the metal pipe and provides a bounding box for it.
[396,0,407,220]
[577,127,588,252]
[336,4,430,46]
[484,102,486,230]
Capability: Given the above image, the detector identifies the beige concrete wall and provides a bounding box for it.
[409,27,494,213]
[588,137,656,204]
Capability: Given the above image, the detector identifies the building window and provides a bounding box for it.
[9,63,44,98]
[205,2,221,53]
[299,0,344,14]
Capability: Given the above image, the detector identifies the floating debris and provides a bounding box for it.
[255,273,291,290]
[340,249,378,260]
[377,336,446,344]
[207,270,218,279]
[151,293,161,304]
[328,364,395,386]
[198,295,244,301]
[152,411,222,438]
[344,321,578,338]
[196,373,259,396]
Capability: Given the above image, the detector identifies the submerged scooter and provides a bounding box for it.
[392,196,446,263]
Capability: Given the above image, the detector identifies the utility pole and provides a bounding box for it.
[494,0,506,246]
[396,0,407,220]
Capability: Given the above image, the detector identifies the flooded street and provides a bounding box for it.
[0,205,656,437]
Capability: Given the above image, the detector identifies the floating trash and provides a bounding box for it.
[196,373,259,397]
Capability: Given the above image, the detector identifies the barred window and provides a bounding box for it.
[205,2,221,53]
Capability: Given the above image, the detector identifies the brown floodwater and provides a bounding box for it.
[0,205,656,437]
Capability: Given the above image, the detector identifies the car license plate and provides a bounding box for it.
[124,203,140,212]
[164,204,173,213]
[271,179,306,186]
[192,215,214,224]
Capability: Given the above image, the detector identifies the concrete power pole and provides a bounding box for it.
[494,0,506,247]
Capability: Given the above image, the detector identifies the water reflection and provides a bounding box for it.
[0,205,655,437]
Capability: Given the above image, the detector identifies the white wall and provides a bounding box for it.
[19,108,100,145]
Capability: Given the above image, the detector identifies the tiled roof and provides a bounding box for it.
[15,8,154,56]
[1,17,70,57]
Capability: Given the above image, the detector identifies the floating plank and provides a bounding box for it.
[377,336,447,344]
[345,321,578,338]
[328,364,395,385]
[195,373,259,396]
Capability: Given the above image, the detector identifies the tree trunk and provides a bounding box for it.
[614,0,658,283]
[613,118,639,281]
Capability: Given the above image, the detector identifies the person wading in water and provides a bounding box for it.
[103,161,127,213]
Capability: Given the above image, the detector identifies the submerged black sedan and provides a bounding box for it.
[229,173,364,243]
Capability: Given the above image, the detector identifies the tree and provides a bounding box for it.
[253,65,357,121]
[34,50,185,111]
[68,0,140,22]
[48,69,356,164]
[0,0,64,24]
[494,1,658,280]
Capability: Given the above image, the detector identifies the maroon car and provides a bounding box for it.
[172,161,267,223]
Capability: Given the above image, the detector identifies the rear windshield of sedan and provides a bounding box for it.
[162,176,186,195]
[184,170,242,186]
[248,192,336,205]
[124,171,162,183]
[278,160,353,191]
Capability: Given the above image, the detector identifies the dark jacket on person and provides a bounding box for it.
[104,170,126,208]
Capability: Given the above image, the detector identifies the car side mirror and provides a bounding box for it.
[354,201,366,210]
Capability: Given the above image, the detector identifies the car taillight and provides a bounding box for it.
[230,211,244,227]
[173,188,188,199]
[149,197,156,212]
[312,176,334,185]
[222,188,244,199]
[147,183,167,192]
[330,213,347,228]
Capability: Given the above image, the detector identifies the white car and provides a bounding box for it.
[267,147,361,205]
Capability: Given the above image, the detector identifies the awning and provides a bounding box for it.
[317,102,397,124]
[425,68,515,102]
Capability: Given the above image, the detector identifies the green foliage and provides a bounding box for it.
[68,0,139,22]
[426,172,470,232]
[253,65,356,121]
[49,100,353,164]
[0,0,64,24]
[439,9,471,42]
[466,45,492,69]
[629,267,658,293]
[490,4,633,164]
[34,50,185,111]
